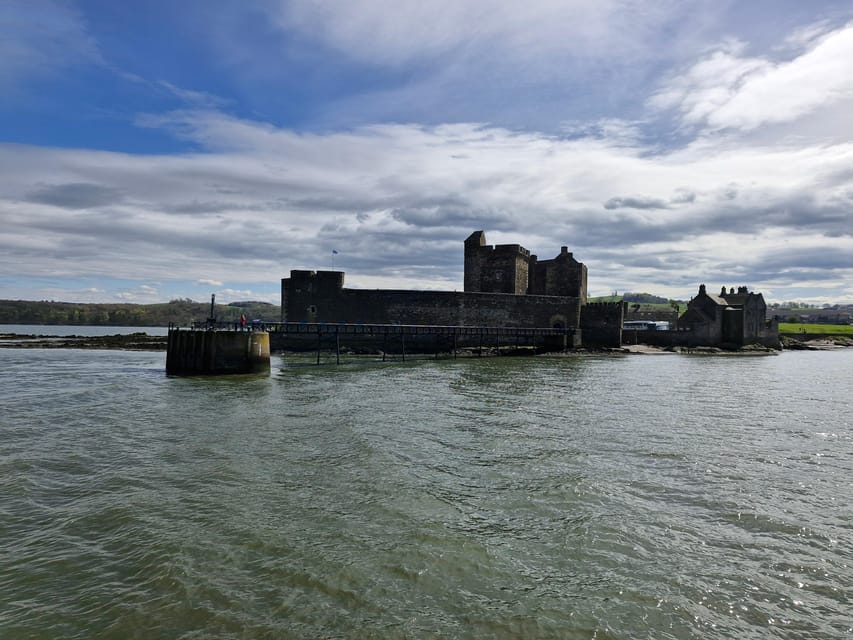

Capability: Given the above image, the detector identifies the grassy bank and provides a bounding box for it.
[778,323,853,335]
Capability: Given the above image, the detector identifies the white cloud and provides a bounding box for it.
[114,285,160,302]
[6,1,853,306]
[2,107,853,302]
[0,0,101,90]
[255,0,714,130]
[650,22,853,132]
[274,0,677,67]
[218,288,257,299]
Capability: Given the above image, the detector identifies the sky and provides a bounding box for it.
[2,0,853,306]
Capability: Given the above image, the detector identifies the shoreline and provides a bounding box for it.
[0,332,167,351]
[1,332,849,353]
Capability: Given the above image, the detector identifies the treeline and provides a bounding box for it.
[622,292,673,304]
[0,299,281,327]
[591,292,684,306]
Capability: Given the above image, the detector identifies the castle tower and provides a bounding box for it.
[463,230,531,294]
[464,231,486,292]
[528,246,588,303]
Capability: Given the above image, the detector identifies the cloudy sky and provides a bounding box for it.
[2,0,853,305]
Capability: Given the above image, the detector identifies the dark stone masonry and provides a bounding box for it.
[280,231,780,351]
[282,231,623,349]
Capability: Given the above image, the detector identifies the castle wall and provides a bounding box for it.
[722,308,743,346]
[282,271,582,330]
[742,294,768,343]
[579,302,624,348]
[282,232,631,350]
[758,318,781,349]
[677,312,719,345]
[623,325,781,349]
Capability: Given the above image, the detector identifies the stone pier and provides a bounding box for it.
[166,329,270,375]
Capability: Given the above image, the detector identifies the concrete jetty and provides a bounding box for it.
[166,328,270,375]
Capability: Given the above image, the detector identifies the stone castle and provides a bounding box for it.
[281,231,624,348]
[280,230,779,351]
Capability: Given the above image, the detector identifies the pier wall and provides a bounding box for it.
[166,330,270,374]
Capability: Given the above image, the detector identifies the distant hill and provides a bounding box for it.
[589,293,686,310]
[0,299,281,327]
[621,292,673,304]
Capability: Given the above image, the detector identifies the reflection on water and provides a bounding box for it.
[0,348,851,639]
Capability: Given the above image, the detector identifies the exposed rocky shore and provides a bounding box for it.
[0,332,166,350]
[779,335,853,350]
[623,337,852,354]
[621,344,778,355]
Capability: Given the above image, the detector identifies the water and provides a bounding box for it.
[0,347,850,639]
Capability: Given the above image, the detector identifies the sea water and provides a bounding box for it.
[0,346,850,639]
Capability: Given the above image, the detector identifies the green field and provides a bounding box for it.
[778,323,853,335]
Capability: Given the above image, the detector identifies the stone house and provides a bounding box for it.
[678,284,780,349]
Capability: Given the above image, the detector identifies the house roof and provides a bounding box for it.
[706,292,728,306]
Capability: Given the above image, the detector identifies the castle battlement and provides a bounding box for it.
[463,230,587,303]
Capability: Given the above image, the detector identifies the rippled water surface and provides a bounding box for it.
[1,348,850,639]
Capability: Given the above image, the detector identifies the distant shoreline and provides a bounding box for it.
[2,330,850,353]
[0,332,167,351]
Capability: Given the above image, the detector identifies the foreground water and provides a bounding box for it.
[0,347,850,639]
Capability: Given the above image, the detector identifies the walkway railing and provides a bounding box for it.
[274,322,579,364]
[275,321,575,337]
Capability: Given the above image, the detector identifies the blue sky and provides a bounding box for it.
[2,0,853,305]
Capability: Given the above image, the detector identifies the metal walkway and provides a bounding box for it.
[271,322,579,363]
[274,321,576,338]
